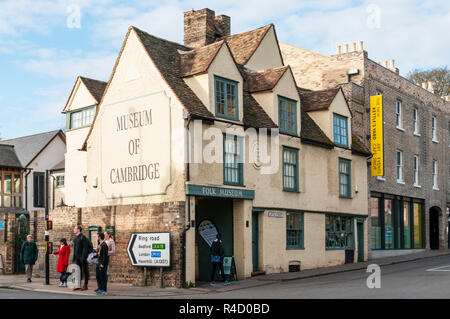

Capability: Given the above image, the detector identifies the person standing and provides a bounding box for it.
[210,234,229,286]
[96,233,109,295]
[104,231,115,257]
[20,235,38,283]
[72,226,91,291]
[53,238,70,287]
[103,230,115,292]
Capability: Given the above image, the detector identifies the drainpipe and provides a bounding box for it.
[24,168,33,211]
[181,115,192,287]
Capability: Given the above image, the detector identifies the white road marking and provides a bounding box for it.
[426,265,450,272]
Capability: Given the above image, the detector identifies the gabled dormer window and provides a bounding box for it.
[278,96,297,135]
[333,114,348,147]
[69,106,96,130]
[215,76,238,121]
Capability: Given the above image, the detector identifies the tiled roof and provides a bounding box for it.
[180,41,224,77]
[133,26,214,120]
[243,91,277,129]
[0,130,65,167]
[300,109,334,148]
[135,26,276,129]
[351,135,371,156]
[51,159,65,171]
[79,77,107,103]
[244,66,288,93]
[223,25,272,65]
[0,144,22,168]
[299,88,340,112]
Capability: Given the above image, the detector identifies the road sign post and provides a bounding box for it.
[127,233,170,286]
[144,267,148,286]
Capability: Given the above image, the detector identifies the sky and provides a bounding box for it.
[0,0,449,139]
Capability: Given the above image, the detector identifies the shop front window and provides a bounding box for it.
[326,215,353,249]
[370,197,381,249]
[384,199,393,249]
[414,203,423,248]
[403,202,412,249]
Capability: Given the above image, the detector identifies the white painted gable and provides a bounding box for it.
[246,26,284,71]
[66,79,98,112]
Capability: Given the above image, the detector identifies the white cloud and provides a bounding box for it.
[272,0,450,75]
[16,50,115,80]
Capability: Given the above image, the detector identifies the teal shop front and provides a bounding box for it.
[196,197,233,281]
[187,184,255,281]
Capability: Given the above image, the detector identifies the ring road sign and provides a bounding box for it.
[127,232,170,267]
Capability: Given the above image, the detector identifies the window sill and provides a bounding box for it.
[413,132,421,137]
[433,186,440,191]
[397,180,405,185]
[280,130,299,138]
[66,124,92,132]
[325,248,349,251]
[334,143,349,149]
[339,196,353,199]
[224,182,245,187]
[286,247,305,251]
[432,139,439,144]
[376,176,386,181]
[413,184,421,188]
[396,126,405,132]
[283,189,300,193]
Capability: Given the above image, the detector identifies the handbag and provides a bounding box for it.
[211,255,221,263]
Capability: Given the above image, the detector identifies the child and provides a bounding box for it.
[53,238,70,287]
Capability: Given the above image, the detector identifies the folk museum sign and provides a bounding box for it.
[100,91,171,198]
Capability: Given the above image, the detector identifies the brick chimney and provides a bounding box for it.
[184,8,231,49]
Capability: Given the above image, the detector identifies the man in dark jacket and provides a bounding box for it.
[96,233,109,295]
[20,235,38,282]
[210,234,229,286]
[73,226,90,291]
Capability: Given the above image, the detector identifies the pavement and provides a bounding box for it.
[1,249,449,298]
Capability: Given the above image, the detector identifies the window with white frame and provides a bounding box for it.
[413,108,419,135]
[432,160,438,189]
[56,175,65,188]
[396,151,403,182]
[413,155,419,186]
[396,100,403,129]
[70,106,96,129]
[432,116,438,142]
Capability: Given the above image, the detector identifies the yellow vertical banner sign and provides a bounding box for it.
[370,95,384,176]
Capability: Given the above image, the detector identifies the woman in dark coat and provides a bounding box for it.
[210,234,229,286]
[53,238,70,287]
[20,235,38,283]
